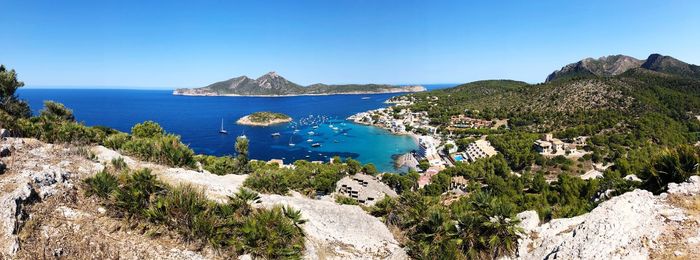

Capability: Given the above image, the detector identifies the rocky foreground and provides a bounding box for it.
[1,137,699,259]
[0,138,405,259]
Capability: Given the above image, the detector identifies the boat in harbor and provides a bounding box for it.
[271,132,281,137]
[289,135,295,146]
[311,143,321,147]
[219,118,228,134]
[308,131,315,135]
[307,139,313,142]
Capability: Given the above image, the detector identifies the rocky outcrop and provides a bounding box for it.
[516,176,700,259]
[90,142,408,259]
[0,138,210,259]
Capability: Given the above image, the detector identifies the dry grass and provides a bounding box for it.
[649,195,700,259]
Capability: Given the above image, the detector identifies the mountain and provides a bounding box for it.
[173,72,426,96]
[407,53,700,134]
[641,54,700,79]
[545,55,643,82]
[545,53,700,82]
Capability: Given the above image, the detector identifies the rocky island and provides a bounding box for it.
[236,111,292,126]
[173,71,426,96]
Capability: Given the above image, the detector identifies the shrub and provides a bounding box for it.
[104,132,129,150]
[40,101,75,122]
[84,170,119,198]
[131,121,165,138]
[112,168,164,216]
[240,206,305,259]
[111,157,128,171]
[335,195,359,205]
[642,145,700,194]
[196,155,238,175]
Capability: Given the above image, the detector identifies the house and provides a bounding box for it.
[418,166,441,188]
[336,174,398,206]
[534,134,566,154]
[450,176,468,191]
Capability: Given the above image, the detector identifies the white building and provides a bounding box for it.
[464,140,498,162]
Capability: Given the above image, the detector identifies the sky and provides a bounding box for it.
[1,0,699,89]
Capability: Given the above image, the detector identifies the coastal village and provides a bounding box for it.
[343,94,598,199]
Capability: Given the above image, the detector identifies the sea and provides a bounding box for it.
[16,84,455,173]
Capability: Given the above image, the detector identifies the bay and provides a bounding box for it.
[16,87,451,172]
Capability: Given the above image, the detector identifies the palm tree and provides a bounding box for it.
[230,188,261,216]
[283,205,307,235]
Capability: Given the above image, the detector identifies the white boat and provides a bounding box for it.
[311,143,321,147]
[307,139,313,142]
[219,118,228,134]
[308,131,315,135]
[271,132,281,137]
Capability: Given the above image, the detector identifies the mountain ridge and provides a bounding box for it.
[173,72,426,96]
[546,54,700,82]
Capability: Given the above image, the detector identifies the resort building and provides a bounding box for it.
[336,174,398,206]
[449,115,494,129]
[462,140,498,162]
[418,136,438,158]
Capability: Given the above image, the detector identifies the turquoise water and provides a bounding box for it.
[16,88,443,172]
[454,154,465,162]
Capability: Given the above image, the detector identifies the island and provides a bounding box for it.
[173,71,426,96]
[236,111,292,126]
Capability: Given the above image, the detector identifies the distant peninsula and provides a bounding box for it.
[173,72,426,96]
[237,112,292,126]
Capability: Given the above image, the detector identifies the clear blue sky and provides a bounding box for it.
[2,0,699,89]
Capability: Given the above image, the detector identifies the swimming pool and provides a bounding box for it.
[454,154,465,162]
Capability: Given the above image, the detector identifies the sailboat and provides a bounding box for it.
[219,118,228,134]
[289,134,295,146]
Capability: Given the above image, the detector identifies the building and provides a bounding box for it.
[417,136,438,158]
[534,134,575,155]
[464,140,498,162]
[450,176,468,191]
[444,140,458,154]
[418,166,441,188]
[336,174,398,205]
[449,115,494,129]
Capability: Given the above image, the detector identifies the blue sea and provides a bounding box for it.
[17,84,454,172]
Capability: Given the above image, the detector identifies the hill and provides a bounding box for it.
[173,71,426,96]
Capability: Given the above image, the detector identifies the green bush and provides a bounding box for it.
[131,120,165,138]
[84,170,119,198]
[112,168,164,216]
[121,133,196,168]
[240,205,305,259]
[104,132,129,150]
[335,195,359,205]
[84,167,306,258]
